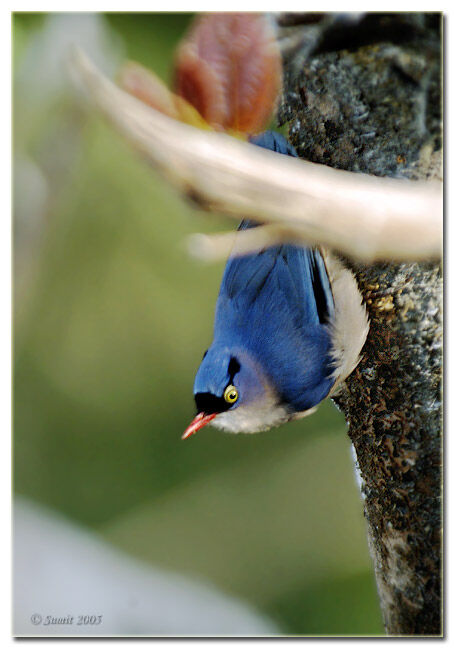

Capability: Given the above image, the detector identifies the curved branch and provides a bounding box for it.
[70,48,442,263]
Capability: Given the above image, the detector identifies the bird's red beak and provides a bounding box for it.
[182,412,217,440]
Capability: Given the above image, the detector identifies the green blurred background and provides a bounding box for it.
[13,12,383,635]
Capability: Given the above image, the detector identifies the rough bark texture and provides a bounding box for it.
[278,13,442,636]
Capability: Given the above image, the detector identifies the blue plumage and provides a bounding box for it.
[214,235,335,411]
[184,132,340,438]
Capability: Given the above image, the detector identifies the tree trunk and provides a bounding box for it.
[278,12,442,636]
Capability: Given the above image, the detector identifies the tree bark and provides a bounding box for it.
[278,12,442,636]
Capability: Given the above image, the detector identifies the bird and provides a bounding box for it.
[183,131,369,439]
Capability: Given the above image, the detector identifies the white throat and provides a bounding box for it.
[211,394,291,434]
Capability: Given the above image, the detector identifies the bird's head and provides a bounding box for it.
[183,345,293,438]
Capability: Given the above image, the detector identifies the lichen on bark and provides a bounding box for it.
[278,12,442,636]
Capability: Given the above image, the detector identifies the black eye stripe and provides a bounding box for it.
[195,392,230,415]
[228,357,240,381]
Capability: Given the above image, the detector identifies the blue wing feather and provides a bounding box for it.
[213,132,336,412]
[249,131,298,156]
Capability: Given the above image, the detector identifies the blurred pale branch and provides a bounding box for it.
[70,48,442,264]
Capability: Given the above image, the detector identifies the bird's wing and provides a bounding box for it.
[215,235,336,410]
[213,131,338,410]
[219,226,335,332]
[222,131,334,329]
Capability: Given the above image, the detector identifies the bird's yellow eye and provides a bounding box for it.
[224,385,238,404]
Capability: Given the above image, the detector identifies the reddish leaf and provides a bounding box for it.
[174,13,282,134]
